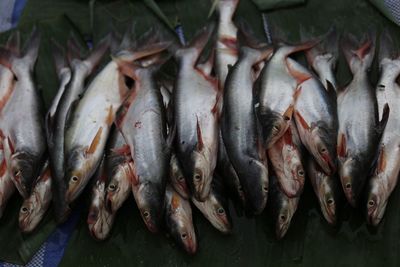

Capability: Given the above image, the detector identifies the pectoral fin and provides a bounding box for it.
[86,127,103,155]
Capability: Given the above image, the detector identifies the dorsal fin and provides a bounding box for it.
[196,117,204,151]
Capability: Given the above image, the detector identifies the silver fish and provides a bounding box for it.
[19,160,52,233]
[174,23,220,201]
[87,158,115,241]
[337,33,389,207]
[192,175,232,234]
[47,36,110,222]
[268,122,305,197]
[307,157,340,225]
[165,185,197,255]
[292,58,337,175]
[269,173,300,239]
[258,39,318,148]
[221,27,272,214]
[0,29,46,198]
[169,153,189,199]
[366,30,400,226]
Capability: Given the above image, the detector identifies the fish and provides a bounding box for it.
[337,32,389,207]
[215,0,239,88]
[366,30,400,226]
[0,158,15,219]
[0,28,46,198]
[268,122,305,197]
[105,129,132,213]
[64,36,168,205]
[258,38,319,148]
[47,35,110,222]
[174,22,220,201]
[165,185,197,255]
[307,157,340,225]
[216,131,246,214]
[269,173,300,239]
[116,51,171,233]
[87,158,115,241]
[169,153,189,199]
[19,160,52,233]
[292,59,338,175]
[302,27,339,90]
[221,25,272,214]
[192,174,232,234]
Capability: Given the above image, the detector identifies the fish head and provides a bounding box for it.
[134,182,164,233]
[282,146,305,197]
[106,164,131,213]
[244,159,269,214]
[190,150,212,201]
[309,124,337,175]
[275,198,298,239]
[318,175,337,225]
[339,157,364,207]
[65,148,94,203]
[19,191,46,233]
[10,151,36,198]
[87,205,114,240]
[199,192,232,234]
[166,194,197,254]
[262,110,291,148]
[366,175,388,226]
[170,156,189,199]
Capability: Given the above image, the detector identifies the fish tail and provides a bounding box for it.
[51,38,68,80]
[21,27,41,70]
[5,31,21,56]
[217,0,239,23]
[83,33,112,75]
[379,28,397,62]
[341,31,376,74]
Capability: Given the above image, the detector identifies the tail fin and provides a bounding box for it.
[67,33,83,64]
[341,31,376,74]
[379,28,397,63]
[83,33,112,74]
[217,0,239,23]
[5,31,21,56]
[19,27,41,70]
[51,39,69,80]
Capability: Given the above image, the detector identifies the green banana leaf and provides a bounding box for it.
[1,0,400,265]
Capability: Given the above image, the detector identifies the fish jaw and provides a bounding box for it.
[366,175,389,226]
[190,150,214,201]
[132,182,164,233]
[339,158,362,207]
[106,163,131,213]
[65,148,97,204]
[9,151,37,198]
[192,194,232,234]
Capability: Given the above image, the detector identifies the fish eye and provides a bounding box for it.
[345,183,351,189]
[368,200,375,207]
[217,207,225,214]
[283,116,290,121]
[319,147,327,153]
[263,186,268,192]
[178,176,185,182]
[273,125,280,132]
[297,169,305,177]
[143,211,150,218]
[21,207,29,213]
[194,174,201,181]
[280,214,286,221]
[71,176,79,183]
[327,198,334,205]
[108,184,116,191]
[181,232,188,239]
[238,185,243,192]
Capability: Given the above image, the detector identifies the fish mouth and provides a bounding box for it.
[366,197,385,226]
[276,221,290,240]
[184,237,197,255]
[321,199,336,225]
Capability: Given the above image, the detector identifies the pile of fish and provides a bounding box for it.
[0,0,399,254]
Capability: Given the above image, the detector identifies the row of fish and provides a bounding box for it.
[0,0,399,254]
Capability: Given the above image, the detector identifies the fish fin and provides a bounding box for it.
[216,0,239,22]
[51,38,68,80]
[114,59,139,81]
[5,31,21,56]
[64,99,80,133]
[211,89,223,115]
[21,27,41,69]
[166,122,176,150]
[0,48,14,70]
[7,137,15,154]
[118,22,136,51]
[196,117,204,151]
[171,193,181,211]
[67,33,82,63]
[282,126,293,145]
[86,127,103,155]
[0,159,7,177]
[341,31,375,73]
[106,105,114,126]
[111,144,131,156]
[379,28,396,62]
[376,145,387,174]
[197,48,215,76]
[129,163,139,186]
[83,33,112,75]
[294,111,310,130]
[377,103,390,135]
[286,59,312,85]
[326,80,338,102]
[115,91,137,130]
[337,133,347,158]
